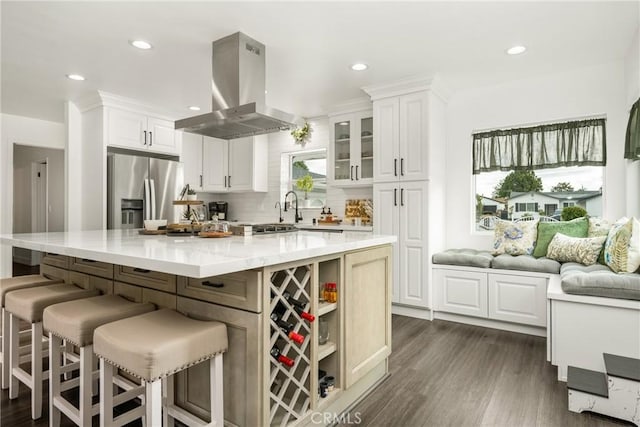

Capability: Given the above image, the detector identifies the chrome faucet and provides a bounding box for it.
[274,201,284,223]
[283,191,303,223]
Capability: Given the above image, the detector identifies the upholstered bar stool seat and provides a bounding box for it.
[1,274,63,389]
[5,284,99,419]
[95,309,228,427]
[44,295,155,426]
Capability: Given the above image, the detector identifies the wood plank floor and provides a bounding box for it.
[1,315,631,426]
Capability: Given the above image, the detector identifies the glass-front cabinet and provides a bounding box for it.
[329,110,373,187]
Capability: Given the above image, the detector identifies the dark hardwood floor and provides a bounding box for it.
[1,315,631,426]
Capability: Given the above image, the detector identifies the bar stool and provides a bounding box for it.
[44,295,156,427]
[0,274,63,389]
[5,283,100,419]
[94,309,228,427]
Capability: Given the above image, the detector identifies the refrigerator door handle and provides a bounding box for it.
[144,179,151,220]
[150,179,156,220]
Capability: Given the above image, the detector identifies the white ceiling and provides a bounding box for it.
[1,1,638,123]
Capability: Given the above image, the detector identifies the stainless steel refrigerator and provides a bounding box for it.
[107,149,183,229]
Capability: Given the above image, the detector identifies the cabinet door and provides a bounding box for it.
[147,117,178,155]
[358,115,374,183]
[373,183,400,303]
[344,246,392,388]
[488,273,547,326]
[202,136,228,192]
[398,181,429,308]
[182,133,203,191]
[373,97,400,183]
[399,91,429,181]
[227,137,254,191]
[175,296,263,427]
[330,115,354,185]
[433,269,488,318]
[106,108,146,150]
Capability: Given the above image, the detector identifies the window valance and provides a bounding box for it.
[625,98,639,160]
[472,118,606,174]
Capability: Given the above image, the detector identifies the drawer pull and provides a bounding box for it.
[81,259,97,263]
[202,281,224,288]
[133,268,151,274]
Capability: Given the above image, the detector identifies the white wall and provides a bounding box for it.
[198,117,373,224]
[445,61,628,249]
[625,25,640,218]
[0,113,66,277]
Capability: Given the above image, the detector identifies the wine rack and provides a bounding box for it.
[269,265,312,426]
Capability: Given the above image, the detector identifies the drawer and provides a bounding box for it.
[177,271,262,313]
[114,266,176,293]
[40,264,69,283]
[113,282,143,303]
[70,258,114,279]
[142,288,177,310]
[68,271,114,295]
[41,253,70,269]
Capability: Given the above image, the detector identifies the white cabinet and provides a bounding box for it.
[374,181,429,307]
[328,110,373,187]
[433,267,548,327]
[106,108,180,155]
[182,134,268,193]
[373,91,430,183]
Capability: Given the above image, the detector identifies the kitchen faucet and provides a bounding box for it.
[274,201,284,223]
[283,191,303,223]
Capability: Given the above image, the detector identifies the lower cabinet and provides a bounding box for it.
[433,267,547,327]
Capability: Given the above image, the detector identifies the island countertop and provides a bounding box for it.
[1,229,396,278]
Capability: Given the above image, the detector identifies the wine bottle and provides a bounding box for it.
[270,311,305,344]
[271,345,295,367]
[282,291,315,322]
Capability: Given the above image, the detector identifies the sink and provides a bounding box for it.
[252,223,298,234]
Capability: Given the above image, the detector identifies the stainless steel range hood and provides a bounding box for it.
[175,32,301,140]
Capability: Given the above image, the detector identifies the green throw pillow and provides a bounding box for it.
[533,217,589,258]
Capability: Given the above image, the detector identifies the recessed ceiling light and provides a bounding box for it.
[188,106,201,111]
[507,45,527,55]
[66,74,85,81]
[351,63,368,71]
[130,40,153,50]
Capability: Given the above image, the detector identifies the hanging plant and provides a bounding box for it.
[291,122,312,145]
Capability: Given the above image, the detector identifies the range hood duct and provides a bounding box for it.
[175,32,301,140]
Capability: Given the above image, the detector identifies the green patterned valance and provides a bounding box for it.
[473,118,607,174]
[625,98,640,160]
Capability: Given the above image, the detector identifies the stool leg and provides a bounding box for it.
[100,358,114,427]
[49,333,62,427]
[145,379,162,427]
[63,340,73,381]
[8,313,19,399]
[92,352,99,398]
[79,345,93,427]
[31,321,44,419]
[1,307,10,389]
[163,374,175,427]
[210,354,224,427]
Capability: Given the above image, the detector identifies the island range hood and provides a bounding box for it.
[175,32,301,140]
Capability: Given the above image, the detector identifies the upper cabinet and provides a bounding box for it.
[328,106,374,187]
[106,108,179,155]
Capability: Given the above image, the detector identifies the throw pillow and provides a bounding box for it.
[588,217,612,265]
[493,219,539,256]
[533,217,588,258]
[604,217,640,273]
[546,233,607,266]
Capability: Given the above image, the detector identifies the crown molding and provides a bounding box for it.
[72,91,180,120]
[362,74,452,103]
[327,96,372,116]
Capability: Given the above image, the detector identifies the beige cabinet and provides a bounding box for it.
[343,246,392,388]
[106,107,179,155]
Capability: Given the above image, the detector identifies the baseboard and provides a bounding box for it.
[433,311,547,337]
[391,304,432,320]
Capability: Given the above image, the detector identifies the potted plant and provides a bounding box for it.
[186,187,197,201]
[296,174,314,207]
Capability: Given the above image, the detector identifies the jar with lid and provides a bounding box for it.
[323,282,337,303]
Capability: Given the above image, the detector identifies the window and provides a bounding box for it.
[516,203,538,212]
[280,149,326,209]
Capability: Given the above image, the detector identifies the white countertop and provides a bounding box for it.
[1,229,395,278]
[296,224,373,232]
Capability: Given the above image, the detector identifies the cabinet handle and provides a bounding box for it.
[401,158,405,176]
[228,175,231,187]
[149,131,153,146]
[350,165,354,180]
[393,188,397,206]
[202,281,224,288]
[224,176,227,187]
[133,268,151,274]
[81,258,97,263]
[394,158,398,177]
[355,165,359,180]
[401,188,405,206]
[143,130,147,145]
[200,175,203,187]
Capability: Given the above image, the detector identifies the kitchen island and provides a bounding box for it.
[1,229,395,426]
